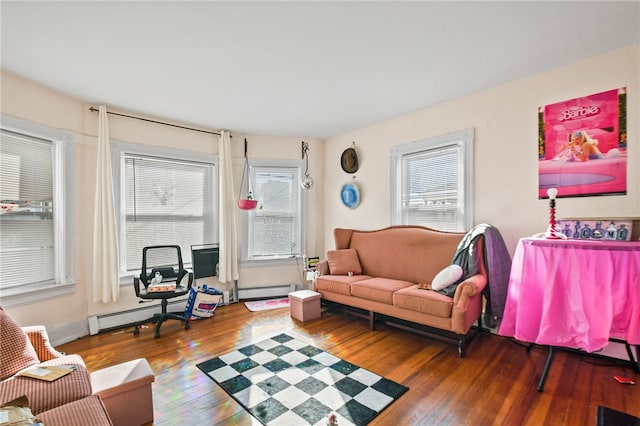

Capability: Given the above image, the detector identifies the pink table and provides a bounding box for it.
[499,238,640,389]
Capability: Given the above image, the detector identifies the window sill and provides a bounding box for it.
[240,256,303,268]
[0,282,76,308]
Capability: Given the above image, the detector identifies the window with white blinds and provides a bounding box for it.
[244,162,304,261]
[0,125,74,299]
[391,129,474,232]
[122,154,216,273]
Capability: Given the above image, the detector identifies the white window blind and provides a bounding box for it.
[403,146,462,231]
[245,164,302,260]
[0,130,55,290]
[122,154,216,272]
[391,129,474,232]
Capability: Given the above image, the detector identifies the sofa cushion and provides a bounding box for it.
[431,264,464,291]
[0,307,39,380]
[315,275,371,296]
[351,278,414,304]
[37,395,114,426]
[327,249,362,275]
[394,286,454,318]
[0,354,92,414]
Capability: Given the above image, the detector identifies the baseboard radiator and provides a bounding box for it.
[238,284,296,300]
[88,300,189,335]
[87,284,297,335]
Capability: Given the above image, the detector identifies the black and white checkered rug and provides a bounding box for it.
[196,333,408,426]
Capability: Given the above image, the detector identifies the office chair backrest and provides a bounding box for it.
[141,245,185,285]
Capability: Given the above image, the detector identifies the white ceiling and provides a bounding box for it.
[2,1,639,139]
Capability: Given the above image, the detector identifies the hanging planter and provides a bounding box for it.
[238,138,258,210]
[238,197,257,210]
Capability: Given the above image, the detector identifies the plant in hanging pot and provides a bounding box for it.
[238,138,258,210]
[238,191,258,210]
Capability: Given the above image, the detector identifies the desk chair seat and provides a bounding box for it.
[133,245,193,338]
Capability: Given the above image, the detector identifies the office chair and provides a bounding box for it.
[133,245,193,338]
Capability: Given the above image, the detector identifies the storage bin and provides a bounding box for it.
[288,290,322,321]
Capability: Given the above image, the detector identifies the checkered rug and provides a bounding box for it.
[196,333,408,426]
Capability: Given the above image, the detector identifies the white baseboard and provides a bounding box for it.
[238,284,296,300]
[51,285,296,345]
[48,319,90,347]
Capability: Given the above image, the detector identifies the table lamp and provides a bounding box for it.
[545,187,563,239]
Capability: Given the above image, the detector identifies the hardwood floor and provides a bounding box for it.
[58,303,640,425]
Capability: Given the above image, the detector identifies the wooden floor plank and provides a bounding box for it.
[58,302,640,425]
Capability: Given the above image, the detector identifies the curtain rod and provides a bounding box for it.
[89,107,222,136]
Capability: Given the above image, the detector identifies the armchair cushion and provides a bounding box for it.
[327,248,362,275]
[0,354,92,414]
[22,325,65,361]
[0,308,39,381]
[37,395,114,426]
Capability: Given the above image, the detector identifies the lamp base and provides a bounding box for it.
[544,231,567,240]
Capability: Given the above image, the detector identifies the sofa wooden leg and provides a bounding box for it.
[458,334,467,358]
[369,311,376,330]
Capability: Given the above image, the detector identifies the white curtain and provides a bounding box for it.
[218,130,239,284]
[92,105,120,303]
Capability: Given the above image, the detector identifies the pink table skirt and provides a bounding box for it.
[498,238,640,352]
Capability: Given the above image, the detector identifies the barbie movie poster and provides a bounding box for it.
[538,88,627,199]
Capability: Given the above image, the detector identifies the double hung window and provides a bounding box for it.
[0,118,74,305]
[115,145,217,275]
[243,160,304,262]
[391,129,474,232]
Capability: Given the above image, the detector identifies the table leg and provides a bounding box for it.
[537,346,554,392]
[622,342,640,373]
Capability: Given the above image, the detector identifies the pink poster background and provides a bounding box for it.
[538,88,627,198]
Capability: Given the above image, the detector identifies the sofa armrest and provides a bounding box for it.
[450,273,488,334]
[316,260,329,276]
[22,326,65,361]
[452,273,488,312]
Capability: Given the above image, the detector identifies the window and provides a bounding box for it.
[391,129,474,232]
[112,142,217,276]
[243,160,305,262]
[0,116,75,305]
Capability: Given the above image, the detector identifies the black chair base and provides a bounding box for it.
[133,299,190,338]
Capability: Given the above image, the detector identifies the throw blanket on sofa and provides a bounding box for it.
[448,224,512,326]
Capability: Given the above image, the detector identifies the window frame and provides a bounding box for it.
[241,159,307,266]
[0,114,75,307]
[390,128,474,232]
[110,140,218,284]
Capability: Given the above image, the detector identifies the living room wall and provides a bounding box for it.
[322,44,639,256]
[1,43,638,338]
[0,70,324,332]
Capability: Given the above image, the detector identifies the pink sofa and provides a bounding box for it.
[314,226,488,357]
[0,306,154,426]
